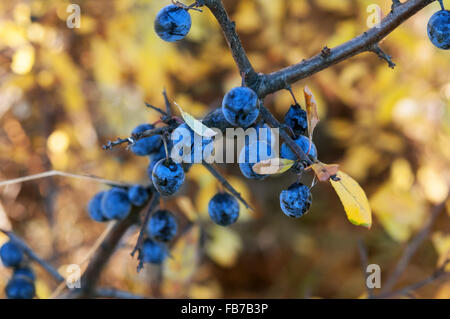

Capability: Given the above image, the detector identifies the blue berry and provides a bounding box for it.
[222,87,259,128]
[171,123,213,164]
[147,210,177,242]
[101,188,132,220]
[151,158,185,196]
[280,135,317,160]
[279,183,312,218]
[128,185,149,206]
[87,191,108,222]
[0,241,23,267]
[427,10,450,50]
[284,104,308,136]
[141,239,168,264]
[208,193,239,226]
[13,268,36,281]
[148,143,168,174]
[130,124,162,156]
[239,141,274,180]
[5,278,35,299]
[154,5,192,42]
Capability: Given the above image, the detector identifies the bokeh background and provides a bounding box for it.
[0,0,449,298]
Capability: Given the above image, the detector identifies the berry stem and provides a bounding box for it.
[438,0,445,10]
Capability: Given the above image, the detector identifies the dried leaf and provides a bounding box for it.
[303,86,320,151]
[330,171,372,228]
[308,163,340,182]
[252,158,295,175]
[174,102,217,138]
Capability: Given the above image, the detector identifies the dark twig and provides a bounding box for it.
[145,102,167,116]
[162,88,172,117]
[357,239,374,298]
[377,259,450,298]
[381,198,448,294]
[0,229,65,283]
[95,287,146,299]
[131,193,160,258]
[370,44,396,69]
[103,126,172,150]
[202,162,253,210]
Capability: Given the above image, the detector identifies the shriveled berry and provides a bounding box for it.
[128,185,149,206]
[427,10,450,50]
[141,239,168,264]
[280,135,317,160]
[5,278,35,299]
[87,191,108,222]
[284,104,308,136]
[130,124,162,156]
[0,241,23,267]
[279,183,312,218]
[208,192,239,226]
[151,158,185,196]
[222,87,259,128]
[147,210,177,242]
[154,5,192,42]
[101,188,132,220]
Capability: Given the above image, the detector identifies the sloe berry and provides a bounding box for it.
[0,241,23,267]
[280,135,317,160]
[284,104,308,136]
[130,124,162,156]
[147,210,177,242]
[87,191,108,222]
[222,87,259,128]
[101,188,132,220]
[208,192,240,226]
[239,141,274,180]
[128,185,149,206]
[279,183,312,218]
[154,5,192,42]
[151,158,185,196]
[427,9,450,50]
[141,239,168,264]
[5,278,35,299]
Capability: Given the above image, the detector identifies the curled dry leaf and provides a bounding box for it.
[308,163,340,182]
[174,102,218,138]
[303,86,320,154]
[252,158,295,175]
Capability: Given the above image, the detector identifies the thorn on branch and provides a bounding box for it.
[391,0,402,11]
[370,44,396,69]
[145,102,167,116]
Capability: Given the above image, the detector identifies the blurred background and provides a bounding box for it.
[0,0,449,298]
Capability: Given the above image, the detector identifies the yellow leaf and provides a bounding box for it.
[174,102,217,138]
[303,86,320,149]
[308,162,340,182]
[330,171,372,228]
[252,158,295,175]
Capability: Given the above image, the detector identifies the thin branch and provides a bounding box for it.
[0,229,64,283]
[202,162,253,210]
[370,44,396,69]
[381,197,448,293]
[357,239,374,298]
[377,259,450,298]
[145,102,167,116]
[95,288,146,299]
[162,88,172,118]
[102,125,172,150]
[0,170,132,188]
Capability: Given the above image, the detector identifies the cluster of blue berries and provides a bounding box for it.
[88,185,149,222]
[1,241,35,299]
[427,1,449,50]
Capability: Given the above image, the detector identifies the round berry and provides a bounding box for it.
[13,268,35,281]
[171,123,214,164]
[427,10,450,50]
[151,158,185,196]
[87,191,108,222]
[284,104,308,136]
[279,183,312,218]
[101,188,132,220]
[280,135,317,160]
[222,87,259,128]
[147,210,177,242]
[128,185,149,206]
[141,239,168,264]
[5,278,35,299]
[0,241,23,267]
[154,5,192,42]
[130,124,162,156]
[208,192,240,226]
[239,140,274,180]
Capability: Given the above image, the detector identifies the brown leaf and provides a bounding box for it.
[308,163,340,182]
[303,86,320,152]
